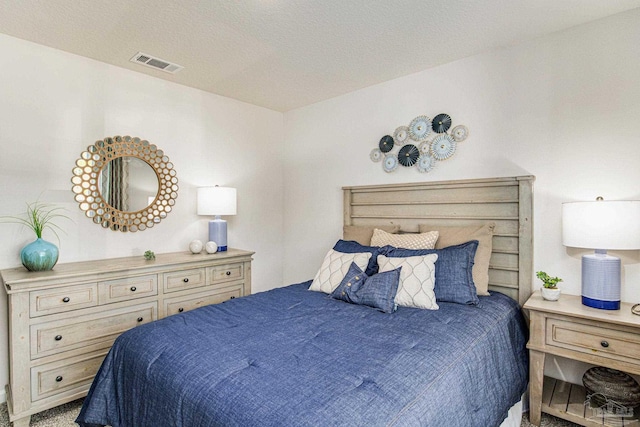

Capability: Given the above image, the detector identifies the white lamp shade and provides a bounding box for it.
[197,187,237,216]
[562,200,640,250]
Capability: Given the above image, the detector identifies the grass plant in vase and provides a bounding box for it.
[536,271,563,301]
[1,201,69,271]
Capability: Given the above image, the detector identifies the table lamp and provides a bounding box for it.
[197,186,237,252]
[562,198,640,310]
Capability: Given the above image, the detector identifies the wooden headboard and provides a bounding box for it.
[342,176,534,305]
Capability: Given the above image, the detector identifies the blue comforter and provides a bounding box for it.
[77,282,528,427]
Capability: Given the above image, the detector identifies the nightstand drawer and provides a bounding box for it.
[31,302,156,359]
[98,274,158,304]
[164,285,243,316]
[30,283,98,317]
[209,263,243,285]
[31,351,107,401]
[547,318,640,364]
[163,268,206,293]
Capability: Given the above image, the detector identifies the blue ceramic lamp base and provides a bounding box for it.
[581,251,620,310]
[208,217,228,251]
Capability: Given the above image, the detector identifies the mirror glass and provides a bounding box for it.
[98,157,159,212]
[71,135,179,232]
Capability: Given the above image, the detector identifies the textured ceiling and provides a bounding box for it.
[0,1,638,111]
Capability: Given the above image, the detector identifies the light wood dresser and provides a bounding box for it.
[1,248,253,427]
[525,291,640,427]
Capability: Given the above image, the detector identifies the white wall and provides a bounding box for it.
[0,34,285,402]
[282,9,640,381]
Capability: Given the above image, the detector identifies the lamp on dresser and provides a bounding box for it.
[562,198,640,310]
[197,186,237,252]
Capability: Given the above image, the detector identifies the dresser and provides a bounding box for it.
[1,248,253,427]
[524,291,640,427]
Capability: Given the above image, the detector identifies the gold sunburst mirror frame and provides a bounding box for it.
[71,135,178,232]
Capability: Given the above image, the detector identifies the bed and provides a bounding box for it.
[77,176,534,427]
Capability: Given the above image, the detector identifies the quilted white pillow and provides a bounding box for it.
[370,228,439,250]
[377,253,439,310]
[309,249,372,294]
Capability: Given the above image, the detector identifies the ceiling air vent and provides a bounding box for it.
[130,52,184,74]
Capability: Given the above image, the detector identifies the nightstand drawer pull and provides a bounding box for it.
[130,286,137,292]
[137,317,144,322]
[178,307,184,312]
[183,278,189,283]
[54,335,62,341]
[62,297,70,303]
[226,271,231,276]
[601,340,609,348]
[55,376,63,382]
[230,296,236,299]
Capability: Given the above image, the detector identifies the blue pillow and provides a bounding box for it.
[332,240,391,276]
[385,241,479,305]
[330,262,401,313]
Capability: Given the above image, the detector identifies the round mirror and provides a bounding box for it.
[71,135,179,232]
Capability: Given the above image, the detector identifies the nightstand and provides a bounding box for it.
[524,291,640,427]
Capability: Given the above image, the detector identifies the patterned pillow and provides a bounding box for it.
[377,253,439,310]
[371,228,439,250]
[330,262,401,313]
[308,249,372,294]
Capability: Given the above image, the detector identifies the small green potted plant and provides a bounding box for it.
[536,271,563,301]
[0,201,70,271]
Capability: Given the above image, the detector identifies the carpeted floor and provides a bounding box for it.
[0,399,581,427]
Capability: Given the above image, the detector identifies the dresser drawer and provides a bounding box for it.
[31,351,107,401]
[31,302,157,359]
[546,317,640,364]
[209,263,243,285]
[163,268,206,293]
[30,283,98,317]
[98,274,158,304]
[164,285,243,316]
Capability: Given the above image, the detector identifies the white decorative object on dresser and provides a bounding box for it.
[1,248,253,427]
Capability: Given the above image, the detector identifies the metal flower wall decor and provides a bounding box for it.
[370,113,469,173]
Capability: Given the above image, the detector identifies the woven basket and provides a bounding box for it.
[582,367,640,409]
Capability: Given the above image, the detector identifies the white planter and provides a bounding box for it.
[541,287,561,301]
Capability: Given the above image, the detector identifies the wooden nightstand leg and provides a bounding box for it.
[529,349,545,426]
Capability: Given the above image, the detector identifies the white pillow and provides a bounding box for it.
[371,228,439,250]
[308,249,372,294]
[377,254,439,310]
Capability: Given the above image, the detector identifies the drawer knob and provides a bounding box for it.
[183,278,189,283]
[137,317,144,322]
[601,340,609,348]
[54,335,62,341]
[226,271,231,276]
[130,286,137,292]
[230,296,236,300]
[55,376,63,382]
[178,307,184,312]
[62,297,70,303]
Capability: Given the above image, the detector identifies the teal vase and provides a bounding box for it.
[20,238,59,271]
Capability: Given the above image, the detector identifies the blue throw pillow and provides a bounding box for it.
[330,262,368,304]
[330,262,401,313]
[332,239,391,276]
[385,241,479,305]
